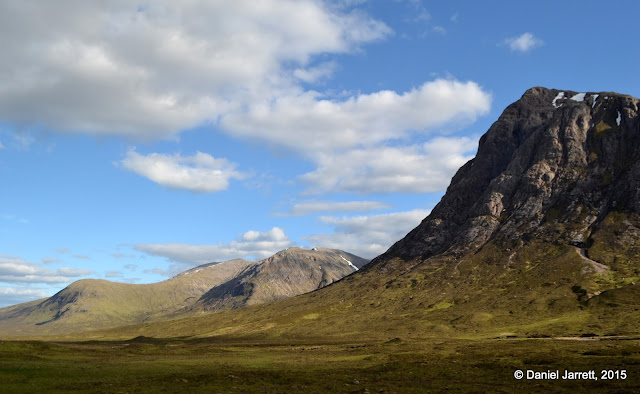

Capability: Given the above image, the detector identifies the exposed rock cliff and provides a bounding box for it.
[196,247,368,311]
[376,87,640,268]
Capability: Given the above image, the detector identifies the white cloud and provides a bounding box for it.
[0,255,93,284]
[504,32,543,52]
[303,209,429,258]
[0,2,492,196]
[293,61,338,83]
[120,150,247,193]
[276,200,391,216]
[222,79,488,194]
[300,136,478,194]
[0,1,390,140]
[0,287,49,307]
[222,79,489,154]
[135,227,294,273]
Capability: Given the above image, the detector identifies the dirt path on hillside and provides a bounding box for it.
[573,246,609,273]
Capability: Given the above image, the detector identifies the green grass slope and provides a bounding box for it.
[0,259,256,337]
[56,210,639,343]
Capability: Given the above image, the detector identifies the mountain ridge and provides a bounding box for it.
[0,247,368,337]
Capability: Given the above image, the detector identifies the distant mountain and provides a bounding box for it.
[79,87,640,341]
[0,248,368,337]
[0,259,255,336]
[195,247,368,312]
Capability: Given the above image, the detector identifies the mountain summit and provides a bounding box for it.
[376,87,639,270]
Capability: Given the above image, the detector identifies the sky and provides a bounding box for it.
[1,1,639,307]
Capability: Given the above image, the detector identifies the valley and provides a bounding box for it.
[1,335,638,392]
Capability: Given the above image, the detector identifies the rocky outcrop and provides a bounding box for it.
[374,87,640,266]
[196,247,368,311]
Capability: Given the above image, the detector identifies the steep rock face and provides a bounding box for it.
[197,247,368,311]
[376,87,640,267]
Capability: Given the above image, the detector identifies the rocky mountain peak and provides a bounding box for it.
[373,87,640,268]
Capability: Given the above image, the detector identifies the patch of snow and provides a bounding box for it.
[617,110,622,126]
[311,247,318,251]
[195,269,201,273]
[591,94,599,108]
[604,96,609,100]
[340,255,358,271]
[570,92,586,102]
[552,92,565,108]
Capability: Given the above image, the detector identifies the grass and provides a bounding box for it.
[1,336,639,392]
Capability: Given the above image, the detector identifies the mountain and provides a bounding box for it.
[195,247,368,312]
[75,87,640,341]
[0,259,255,336]
[0,248,368,337]
[376,87,640,270]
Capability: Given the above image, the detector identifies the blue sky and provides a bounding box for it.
[1,1,639,306]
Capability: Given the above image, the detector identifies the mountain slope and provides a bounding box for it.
[0,259,256,336]
[72,87,640,341]
[0,248,368,337]
[195,247,367,311]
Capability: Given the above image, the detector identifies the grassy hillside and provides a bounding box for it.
[0,248,369,338]
[0,259,256,337]
[43,211,637,344]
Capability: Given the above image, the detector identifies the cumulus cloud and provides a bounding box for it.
[293,61,338,83]
[303,209,429,258]
[276,200,391,216]
[0,2,491,195]
[222,79,489,153]
[504,32,543,52]
[0,255,93,284]
[300,136,477,194]
[120,150,247,193]
[135,227,294,273]
[222,79,488,194]
[0,1,390,140]
[0,287,49,307]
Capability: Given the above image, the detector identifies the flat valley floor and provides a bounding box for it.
[1,335,639,392]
